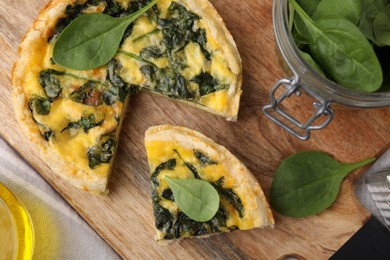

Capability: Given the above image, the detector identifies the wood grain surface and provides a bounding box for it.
[1,0,390,259]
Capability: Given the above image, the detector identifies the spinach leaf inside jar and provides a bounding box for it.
[289,0,387,92]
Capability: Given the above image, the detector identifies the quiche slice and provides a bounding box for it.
[12,0,242,193]
[145,125,274,240]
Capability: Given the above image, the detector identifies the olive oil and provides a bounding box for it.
[0,182,34,260]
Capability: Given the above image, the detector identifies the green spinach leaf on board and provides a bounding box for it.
[53,0,157,70]
[270,151,375,217]
[373,3,390,46]
[290,0,383,92]
[165,176,220,222]
[312,0,363,24]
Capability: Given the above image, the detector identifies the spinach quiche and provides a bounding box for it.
[145,125,274,241]
[12,0,242,193]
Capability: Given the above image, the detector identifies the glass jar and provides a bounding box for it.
[0,182,34,260]
[263,0,390,140]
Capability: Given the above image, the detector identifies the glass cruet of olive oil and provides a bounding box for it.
[263,0,390,140]
[0,182,34,260]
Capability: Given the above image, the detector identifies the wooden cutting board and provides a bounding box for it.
[1,0,390,258]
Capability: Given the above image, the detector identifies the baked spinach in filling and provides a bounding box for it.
[87,132,116,168]
[151,149,243,239]
[61,114,104,134]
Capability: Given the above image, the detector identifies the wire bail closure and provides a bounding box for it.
[262,75,334,141]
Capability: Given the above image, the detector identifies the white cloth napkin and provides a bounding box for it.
[0,138,120,259]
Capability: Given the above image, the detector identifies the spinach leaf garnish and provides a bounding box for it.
[270,151,375,217]
[87,133,116,169]
[190,72,225,96]
[69,82,103,106]
[165,176,220,222]
[53,0,157,70]
[151,158,176,186]
[61,115,104,134]
[213,177,244,218]
[39,69,64,100]
[194,150,218,167]
[28,97,51,115]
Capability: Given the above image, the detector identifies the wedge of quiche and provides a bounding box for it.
[12,0,242,193]
[145,125,274,240]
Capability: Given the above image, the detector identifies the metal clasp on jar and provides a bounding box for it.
[263,74,334,141]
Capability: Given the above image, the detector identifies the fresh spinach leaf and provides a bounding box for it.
[28,97,51,115]
[290,0,383,92]
[87,133,116,169]
[165,176,220,222]
[69,82,103,106]
[373,3,390,46]
[194,150,217,167]
[270,151,375,217]
[61,114,103,134]
[312,0,363,24]
[151,159,176,186]
[213,177,244,218]
[296,0,321,16]
[53,0,157,70]
[39,69,64,100]
[359,0,389,45]
[299,50,325,76]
